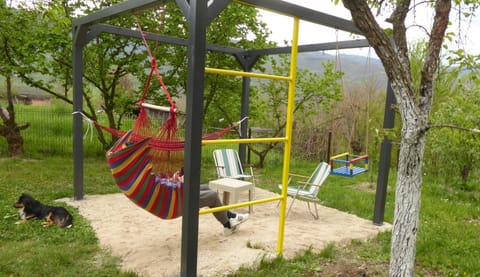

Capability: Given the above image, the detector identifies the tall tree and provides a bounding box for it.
[252,55,343,167]
[0,2,34,157]
[410,41,480,183]
[10,0,271,149]
[339,1,479,275]
[427,70,480,183]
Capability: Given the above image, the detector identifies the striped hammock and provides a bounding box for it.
[106,130,183,219]
[102,15,243,219]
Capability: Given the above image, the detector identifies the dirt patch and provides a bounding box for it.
[465,217,480,225]
[319,259,389,277]
[61,188,391,276]
[350,182,377,193]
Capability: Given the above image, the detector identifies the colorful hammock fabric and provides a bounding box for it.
[99,14,244,219]
[106,131,183,219]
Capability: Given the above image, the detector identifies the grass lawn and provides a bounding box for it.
[0,157,135,276]
[1,156,479,276]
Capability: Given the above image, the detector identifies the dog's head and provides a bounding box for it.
[13,193,36,209]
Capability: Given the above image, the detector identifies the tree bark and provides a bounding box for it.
[390,120,426,276]
[0,75,29,157]
[341,0,451,276]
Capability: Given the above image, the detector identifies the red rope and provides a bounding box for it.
[134,14,175,108]
[139,67,154,104]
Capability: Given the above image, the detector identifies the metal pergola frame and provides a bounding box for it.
[72,1,395,276]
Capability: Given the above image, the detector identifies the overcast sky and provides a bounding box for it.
[258,1,480,57]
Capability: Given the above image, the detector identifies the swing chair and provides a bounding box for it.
[329,152,368,177]
[91,10,242,219]
[328,37,370,178]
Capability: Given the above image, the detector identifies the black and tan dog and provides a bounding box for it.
[13,193,73,228]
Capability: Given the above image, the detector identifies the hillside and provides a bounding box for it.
[296,52,388,90]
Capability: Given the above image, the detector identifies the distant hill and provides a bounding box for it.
[296,52,388,90]
[257,51,388,91]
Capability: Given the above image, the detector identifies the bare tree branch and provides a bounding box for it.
[389,0,411,76]
[428,123,480,134]
[420,0,451,108]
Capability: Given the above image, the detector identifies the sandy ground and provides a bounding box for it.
[61,188,390,277]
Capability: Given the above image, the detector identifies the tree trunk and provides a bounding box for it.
[0,75,29,157]
[390,129,426,276]
[341,1,450,275]
[4,127,25,157]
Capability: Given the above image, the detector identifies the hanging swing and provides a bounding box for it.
[96,10,242,219]
[329,152,369,177]
[328,33,369,178]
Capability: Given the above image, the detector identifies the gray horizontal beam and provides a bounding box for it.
[75,0,367,58]
[73,0,162,27]
[249,39,370,56]
[299,39,370,52]
[240,0,362,35]
[73,0,361,36]
[73,0,363,43]
[89,24,243,55]
[89,24,368,57]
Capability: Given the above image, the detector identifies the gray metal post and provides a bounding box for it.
[238,76,250,163]
[72,26,84,201]
[180,0,207,275]
[234,53,259,164]
[373,81,396,225]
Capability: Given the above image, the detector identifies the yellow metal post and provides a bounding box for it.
[277,16,299,255]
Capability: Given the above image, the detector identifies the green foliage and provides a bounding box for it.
[254,55,343,127]
[318,243,337,259]
[0,145,479,275]
[444,1,480,71]
[232,248,326,276]
[1,1,75,96]
[416,177,480,275]
[425,70,480,182]
[151,2,275,130]
[0,157,136,277]
[0,3,40,76]
[3,1,272,150]
[405,40,480,183]
[2,2,480,276]
[249,55,344,164]
[239,162,480,276]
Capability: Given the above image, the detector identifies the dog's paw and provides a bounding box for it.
[15,220,25,225]
[42,221,54,227]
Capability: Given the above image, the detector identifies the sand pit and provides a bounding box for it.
[62,188,390,276]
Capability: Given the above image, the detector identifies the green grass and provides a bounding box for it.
[414,178,480,275]
[2,156,480,276]
[0,157,135,277]
[3,104,139,158]
[234,163,480,276]
[2,105,480,276]
[7,105,105,158]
